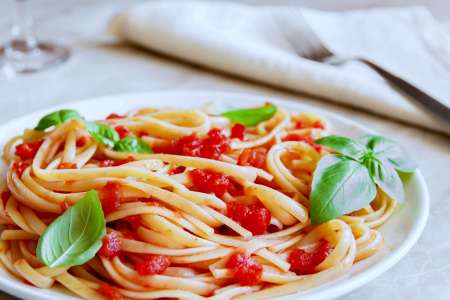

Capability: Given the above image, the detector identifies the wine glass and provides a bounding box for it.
[0,0,70,74]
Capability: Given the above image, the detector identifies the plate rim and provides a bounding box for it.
[0,90,430,300]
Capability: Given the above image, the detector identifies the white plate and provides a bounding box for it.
[0,91,429,300]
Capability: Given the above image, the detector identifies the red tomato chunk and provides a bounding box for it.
[125,215,141,230]
[12,162,29,177]
[1,191,11,201]
[76,136,90,147]
[189,169,230,197]
[288,240,332,275]
[58,162,77,169]
[284,134,322,152]
[15,140,43,160]
[237,148,267,169]
[227,202,271,235]
[100,182,121,214]
[98,283,124,300]
[114,125,130,139]
[295,120,304,129]
[106,113,125,120]
[230,123,245,140]
[98,232,121,259]
[226,252,263,286]
[312,120,325,129]
[135,254,170,276]
[155,128,230,160]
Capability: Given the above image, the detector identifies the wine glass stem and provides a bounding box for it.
[7,0,38,53]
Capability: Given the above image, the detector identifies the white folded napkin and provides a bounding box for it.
[109,1,450,134]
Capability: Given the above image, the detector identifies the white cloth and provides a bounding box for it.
[109,1,450,134]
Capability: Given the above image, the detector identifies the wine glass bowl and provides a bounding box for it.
[0,0,70,74]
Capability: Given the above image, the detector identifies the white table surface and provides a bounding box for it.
[0,1,449,300]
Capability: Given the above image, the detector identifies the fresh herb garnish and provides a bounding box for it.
[86,121,119,148]
[113,136,153,154]
[358,135,417,173]
[222,105,277,126]
[310,134,416,224]
[36,191,106,267]
[35,109,81,131]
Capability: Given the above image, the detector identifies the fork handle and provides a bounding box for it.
[327,56,450,129]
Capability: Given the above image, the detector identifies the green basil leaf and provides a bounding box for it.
[113,137,153,154]
[359,135,416,173]
[315,135,366,159]
[36,190,106,268]
[35,109,82,131]
[86,121,119,148]
[369,158,404,203]
[222,105,277,126]
[310,154,376,224]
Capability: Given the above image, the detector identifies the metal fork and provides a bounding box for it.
[290,19,450,129]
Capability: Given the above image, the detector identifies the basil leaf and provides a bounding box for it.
[315,135,366,159]
[86,121,119,148]
[222,105,277,126]
[359,135,416,173]
[35,109,81,131]
[36,190,106,268]
[113,137,153,154]
[310,155,376,224]
[368,158,404,203]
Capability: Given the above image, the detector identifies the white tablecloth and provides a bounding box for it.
[0,1,449,300]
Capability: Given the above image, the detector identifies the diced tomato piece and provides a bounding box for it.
[99,159,115,167]
[226,252,262,286]
[230,124,245,140]
[168,166,185,175]
[76,136,90,147]
[98,283,124,300]
[99,232,121,259]
[312,121,325,129]
[288,240,332,275]
[12,162,29,177]
[1,191,11,201]
[15,140,43,160]
[135,254,170,276]
[241,203,271,235]
[156,128,230,159]
[227,180,244,197]
[99,182,121,214]
[152,139,177,154]
[114,125,130,139]
[125,215,141,230]
[177,133,202,156]
[58,162,77,169]
[98,232,121,258]
[312,239,333,265]
[227,202,249,224]
[202,128,230,157]
[237,148,267,169]
[189,169,230,196]
[106,113,125,120]
[122,230,139,240]
[137,131,147,138]
[284,134,322,152]
[227,202,271,235]
[295,121,305,129]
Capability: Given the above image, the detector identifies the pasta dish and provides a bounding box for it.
[0,102,413,300]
